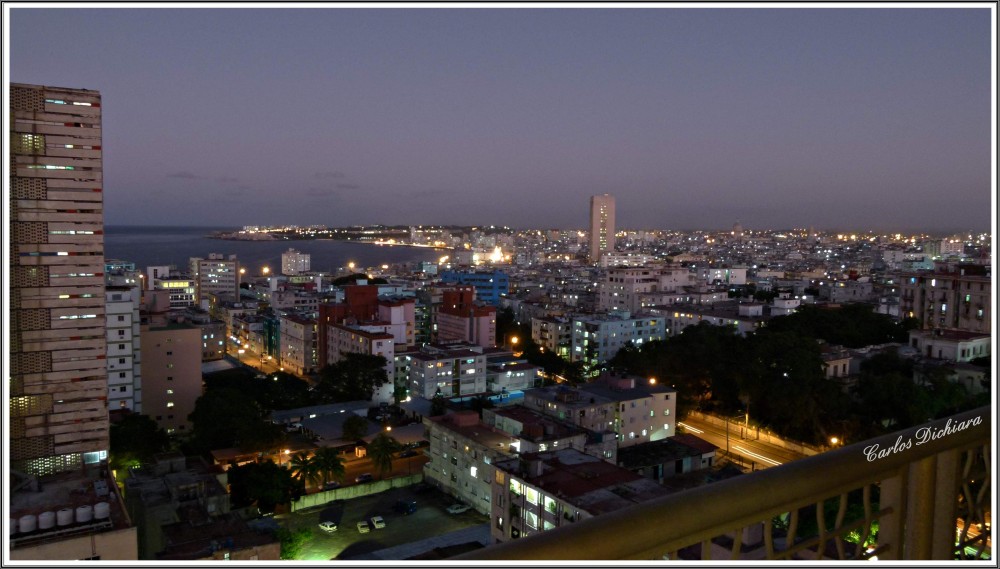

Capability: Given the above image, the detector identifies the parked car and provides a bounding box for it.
[318,521,338,532]
[357,520,370,534]
[355,473,374,484]
[394,500,417,515]
[323,481,341,490]
[446,503,471,515]
[370,516,386,529]
[399,449,418,458]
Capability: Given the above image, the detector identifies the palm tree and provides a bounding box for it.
[312,447,346,487]
[367,432,401,480]
[288,452,321,490]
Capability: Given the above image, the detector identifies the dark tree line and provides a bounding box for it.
[608,307,983,446]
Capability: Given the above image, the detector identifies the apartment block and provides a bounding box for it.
[437,286,497,348]
[281,248,310,275]
[140,322,202,434]
[570,312,666,370]
[589,194,616,263]
[279,313,318,376]
[531,316,572,358]
[326,323,395,402]
[106,286,142,413]
[189,253,241,309]
[490,449,668,543]
[898,263,991,334]
[523,375,677,448]
[10,83,109,477]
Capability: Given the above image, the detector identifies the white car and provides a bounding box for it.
[318,521,338,532]
[446,503,471,515]
[357,520,370,534]
[370,516,385,529]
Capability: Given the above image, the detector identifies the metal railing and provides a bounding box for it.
[458,406,992,561]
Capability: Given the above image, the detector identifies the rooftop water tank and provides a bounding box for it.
[18,514,37,533]
[94,502,111,520]
[56,508,74,527]
[76,505,93,524]
[38,511,56,530]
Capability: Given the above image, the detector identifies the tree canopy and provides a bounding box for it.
[314,354,389,402]
[109,413,170,471]
[227,460,299,514]
[366,433,401,479]
[341,415,370,441]
[187,387,286,454]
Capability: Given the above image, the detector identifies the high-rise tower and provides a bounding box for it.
[10,84,108,477]
[589,194,616,263]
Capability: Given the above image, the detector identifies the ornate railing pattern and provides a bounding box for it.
[458,406,991,561]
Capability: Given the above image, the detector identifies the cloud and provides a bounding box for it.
[217,176,240,184]
[166,171,204,180]
[408,188,453,199]
[306,187,338,198]
[336,183,361,190]
[314,171,347,180]
[222,188,246,197]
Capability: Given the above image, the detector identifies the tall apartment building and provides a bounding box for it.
[10,83,109,477]
[10,83,139,560]
[188,253,241,309]
[898,262,991,334]
[106,286,143,413]
[589,194,615,264]
[139,322,202,435]
[281,248,311,275]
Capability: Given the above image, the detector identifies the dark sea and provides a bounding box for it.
[104,226,444,273]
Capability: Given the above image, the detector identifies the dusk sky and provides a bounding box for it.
[8,6,993,233]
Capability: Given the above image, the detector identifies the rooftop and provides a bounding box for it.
[497,449,671,515]
[10,465,132,549]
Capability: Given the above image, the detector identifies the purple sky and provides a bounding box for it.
[9,7,993,233]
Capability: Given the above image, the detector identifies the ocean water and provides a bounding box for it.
[104,226,443,273]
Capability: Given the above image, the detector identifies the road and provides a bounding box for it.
[678,415,809,470]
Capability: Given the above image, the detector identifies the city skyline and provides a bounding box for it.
[7,5,994,233]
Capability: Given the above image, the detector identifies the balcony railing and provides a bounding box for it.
[459,406,991,561]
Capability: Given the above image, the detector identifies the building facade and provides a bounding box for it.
[189,253,241,309]
[106,286,143,413]
[139,322,202,434]
[281,248,311,275]
[898,263,991,334]
[589,194,616,264]
[10,83,110,477]
[570,312,666,371]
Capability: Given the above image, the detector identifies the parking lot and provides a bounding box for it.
[278,483,490,560]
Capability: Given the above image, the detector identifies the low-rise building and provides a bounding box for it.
[523,375,677,449]
[124,453,279,560]
[10,465,138,561]
[907,329,991,363]
[490,448,670,544]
